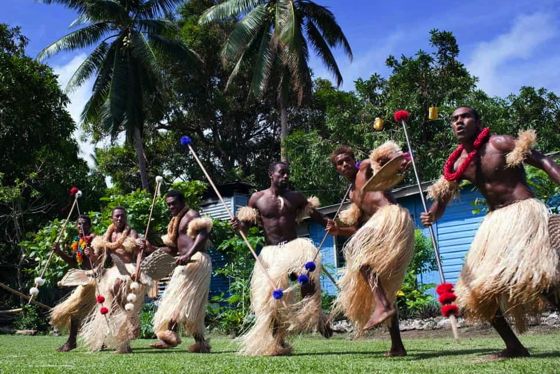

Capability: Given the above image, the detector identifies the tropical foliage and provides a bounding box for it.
[38,0,201,189]
[200,0,352,160]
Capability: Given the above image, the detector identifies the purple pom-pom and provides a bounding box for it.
[180,136,192,146]
[297,274,309,284]
[304,261,316,272]
[272,289,284,300]
[355,161,361,169]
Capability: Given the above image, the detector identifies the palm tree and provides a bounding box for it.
[38,0,200,190]
[200,0,352,161]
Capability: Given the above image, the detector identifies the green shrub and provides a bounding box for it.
[396,229,438,319]
[13,305,49,332]
[139,303,157,339]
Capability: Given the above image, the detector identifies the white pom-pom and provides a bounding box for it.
[130,281,140,292]
[34,277,45,287]
[124,303,135,312]
[155,176,163,183]
[126,293,137,303]
[29,287,39,297]
[76,190,83,198]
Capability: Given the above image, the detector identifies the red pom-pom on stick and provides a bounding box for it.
[96,295,105,303]
[438,292,457,304]
[69,186,79,196]
[100,306,109,315]
[393,110,410,122]
[436,282,454,295]
[441,303,459,317]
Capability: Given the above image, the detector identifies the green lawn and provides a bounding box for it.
[1,330,559,373]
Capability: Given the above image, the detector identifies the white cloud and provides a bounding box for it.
[467,12,560,96]
[52,53,97,168]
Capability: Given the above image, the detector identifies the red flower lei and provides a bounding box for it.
[443,128,491,181]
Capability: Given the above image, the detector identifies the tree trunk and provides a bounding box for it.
[279,93,289,162]
[133,126,150,191]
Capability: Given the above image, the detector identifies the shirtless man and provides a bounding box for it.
[232,161,331,356]
[82,207,143,353]
[421,106,560,358]
[326,144,414,356]
[50,215,98,352]
[149,190,212,353]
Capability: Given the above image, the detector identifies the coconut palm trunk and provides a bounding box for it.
[133,126,150,190]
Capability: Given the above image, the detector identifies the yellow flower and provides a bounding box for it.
[71,242,78,251]
[396,290,405,297]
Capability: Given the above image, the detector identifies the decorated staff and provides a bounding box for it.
[29,186,82,303]
[180,136,284,300]
[289,184,352,293]
[394,109,459,339]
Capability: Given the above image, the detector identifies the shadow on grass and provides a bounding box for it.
[131,347,237,354]
[407,348,494,360]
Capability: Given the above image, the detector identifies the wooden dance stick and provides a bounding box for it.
[181,137,281,295]
[28,193,80,305]
[398,116,460,340]
[134,177,163,280]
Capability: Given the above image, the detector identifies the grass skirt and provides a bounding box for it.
[238,238,323,356]
[79,264,147,352]
[456,198,559,332]
[335,204,414,333]
[153,251,211,338]
[50,281,97,332]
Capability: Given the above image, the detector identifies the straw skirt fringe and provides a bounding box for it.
[238,238,323,356]
[50,281,97,331]
[335,204,415,333]
[79,264,147,352]
[153,251,211,337]
[456,198,559,332]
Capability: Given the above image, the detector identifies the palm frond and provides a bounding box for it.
[281,24,311,104]
[137,0,185,19]
[221,4,268,64]
[107,44,129,133]
[81,43,118,125]
[39,0,88,12]
[147,33,202,70]
[37,22,111,61]
[83,0,131,25]
[250,28,275,97]
[275,0,296,46]
[300,1,352,60]
[305,20,342,86]
[136,19,177,35]
[200,0,263,24]
[66,41,110,92]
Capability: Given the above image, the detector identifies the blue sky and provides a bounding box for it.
[2,0,560,164]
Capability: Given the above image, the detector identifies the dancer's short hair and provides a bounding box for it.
[330,145,355,165]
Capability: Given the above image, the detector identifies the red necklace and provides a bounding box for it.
[443,128,491,182]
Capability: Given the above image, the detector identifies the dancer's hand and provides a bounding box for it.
[176,254,191,266]
[230,217,241,231]
[326,219,339,235]
[420,212,434,226]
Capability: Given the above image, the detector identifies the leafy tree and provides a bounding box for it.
[39,0,201,190]
[0,24,101,304]
[200,0,352,161]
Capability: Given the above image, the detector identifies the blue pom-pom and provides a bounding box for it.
[180,135,192,146]
[297,274,309,284]
[272,289,284,300]
[304,261,316,272]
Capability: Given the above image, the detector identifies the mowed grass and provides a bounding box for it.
[1,329,559,373]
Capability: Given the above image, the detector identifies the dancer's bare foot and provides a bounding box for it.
[151,340,172,349]
[488,347,530,360]
[56,342,76,352]
[188,341,211,353]
[385,348,407,357]
[363,308,396,331]
[318,319,333,339]
[156,330,181,347]
[116,344,132,354]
